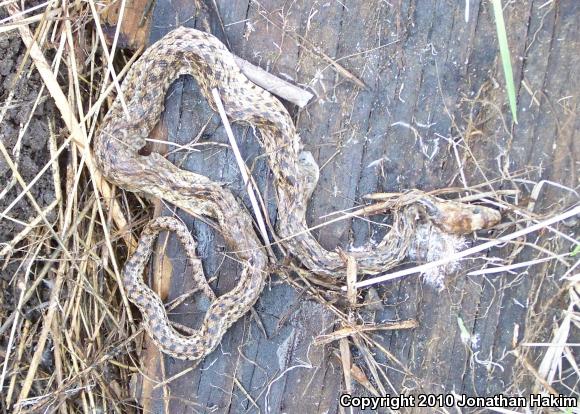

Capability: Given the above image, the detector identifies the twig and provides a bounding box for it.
[233,56,313,108]
[339,253,357,396]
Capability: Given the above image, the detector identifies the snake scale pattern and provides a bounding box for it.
[93,27,501,360]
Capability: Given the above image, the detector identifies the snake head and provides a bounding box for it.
[418,197,501,235]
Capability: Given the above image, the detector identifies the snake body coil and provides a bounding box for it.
[94,27,500,360]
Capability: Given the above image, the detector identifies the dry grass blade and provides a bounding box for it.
[0,4,142,412]
[4,2,135,249]
[0,199,58,257]
[314,320,418,346]
[211,88,271,246]
[0,242,43,393]
[0,139,70,257]
[14,253,67,405]
[353,205,580,289]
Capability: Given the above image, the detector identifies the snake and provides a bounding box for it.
[93,27,501,360]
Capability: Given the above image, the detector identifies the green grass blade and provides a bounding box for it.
[491,0,518,124]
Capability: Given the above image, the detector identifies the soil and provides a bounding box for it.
[0,26,57,269]
[0,19,60,342]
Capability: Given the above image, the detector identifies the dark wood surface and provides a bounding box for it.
[123,1,579,412]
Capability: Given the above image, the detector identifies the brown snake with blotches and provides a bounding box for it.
[93,27,501,360]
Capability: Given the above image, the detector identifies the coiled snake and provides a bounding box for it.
[93,27,501,360]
